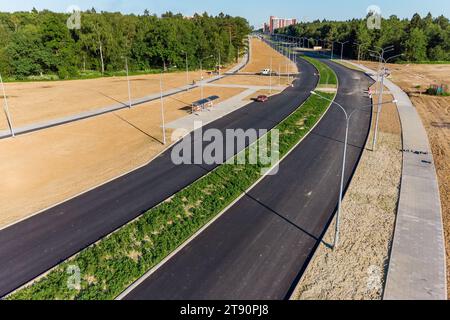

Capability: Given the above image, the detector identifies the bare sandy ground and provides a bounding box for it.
[0,86,244,228]
[0,70,219,131]
[357,61,450,92]
[357,61,450,296]
[0,38,294,228]
[241,38,298,74]
[0,39,288,132]
[293,87,402,300]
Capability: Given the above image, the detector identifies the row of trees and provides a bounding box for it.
[0,9,251,79]
[274,13,450,62]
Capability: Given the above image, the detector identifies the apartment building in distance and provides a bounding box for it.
[263,16,297,33]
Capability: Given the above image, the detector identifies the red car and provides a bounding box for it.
[255,95,269,103]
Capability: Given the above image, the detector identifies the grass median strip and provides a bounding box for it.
[8,58,337,300]
[301,56,338,87]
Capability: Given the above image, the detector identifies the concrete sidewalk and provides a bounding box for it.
[166,88,258,133]
[348,61,447,300]
[0,52,249,140]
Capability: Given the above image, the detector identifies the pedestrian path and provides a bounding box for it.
[347,61,447,300]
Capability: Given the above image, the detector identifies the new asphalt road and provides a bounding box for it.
[0,58,318,297]
[124,59,374,300]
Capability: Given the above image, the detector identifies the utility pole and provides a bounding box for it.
[0,73,15,137]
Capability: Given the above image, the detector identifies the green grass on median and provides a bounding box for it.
[8,58,337,301]
[301,56,337,87]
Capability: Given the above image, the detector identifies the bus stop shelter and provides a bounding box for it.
[191,95,219,113]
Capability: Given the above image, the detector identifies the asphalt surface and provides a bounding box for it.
[0,58,318,297]
[124,58,374,300]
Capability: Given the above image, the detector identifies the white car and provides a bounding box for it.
[260,69,271,75]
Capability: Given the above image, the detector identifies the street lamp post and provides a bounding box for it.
[0,73,14,137]
[355,43,363,63]
[287,44,291,83]
[124,57,132,108]
[337,41,349,60]
[199,55,213,100]
[182,51,189,86]
[369,51,404,150]
[159,72,166,145]
[278,62,281,86]
[371,45,394,96]
[311,91,397,248]
[328,41,334,59]
[218,50,221,76]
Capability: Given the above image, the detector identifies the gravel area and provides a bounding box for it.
[292,89,402,300]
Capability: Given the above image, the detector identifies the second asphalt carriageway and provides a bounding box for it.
[123,59,374,300]
[0,57,318,297]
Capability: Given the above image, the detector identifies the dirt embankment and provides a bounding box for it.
[293,87,402,300]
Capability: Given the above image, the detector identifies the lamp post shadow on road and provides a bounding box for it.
[310,90,397,249]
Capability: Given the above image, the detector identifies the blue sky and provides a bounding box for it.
[0,0,449,28]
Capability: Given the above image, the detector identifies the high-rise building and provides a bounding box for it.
[268,16,297,34]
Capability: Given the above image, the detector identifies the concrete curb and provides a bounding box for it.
[347,61,447,300]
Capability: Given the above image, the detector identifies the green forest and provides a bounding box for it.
[0,9,251,80]
[274,13,450,63]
